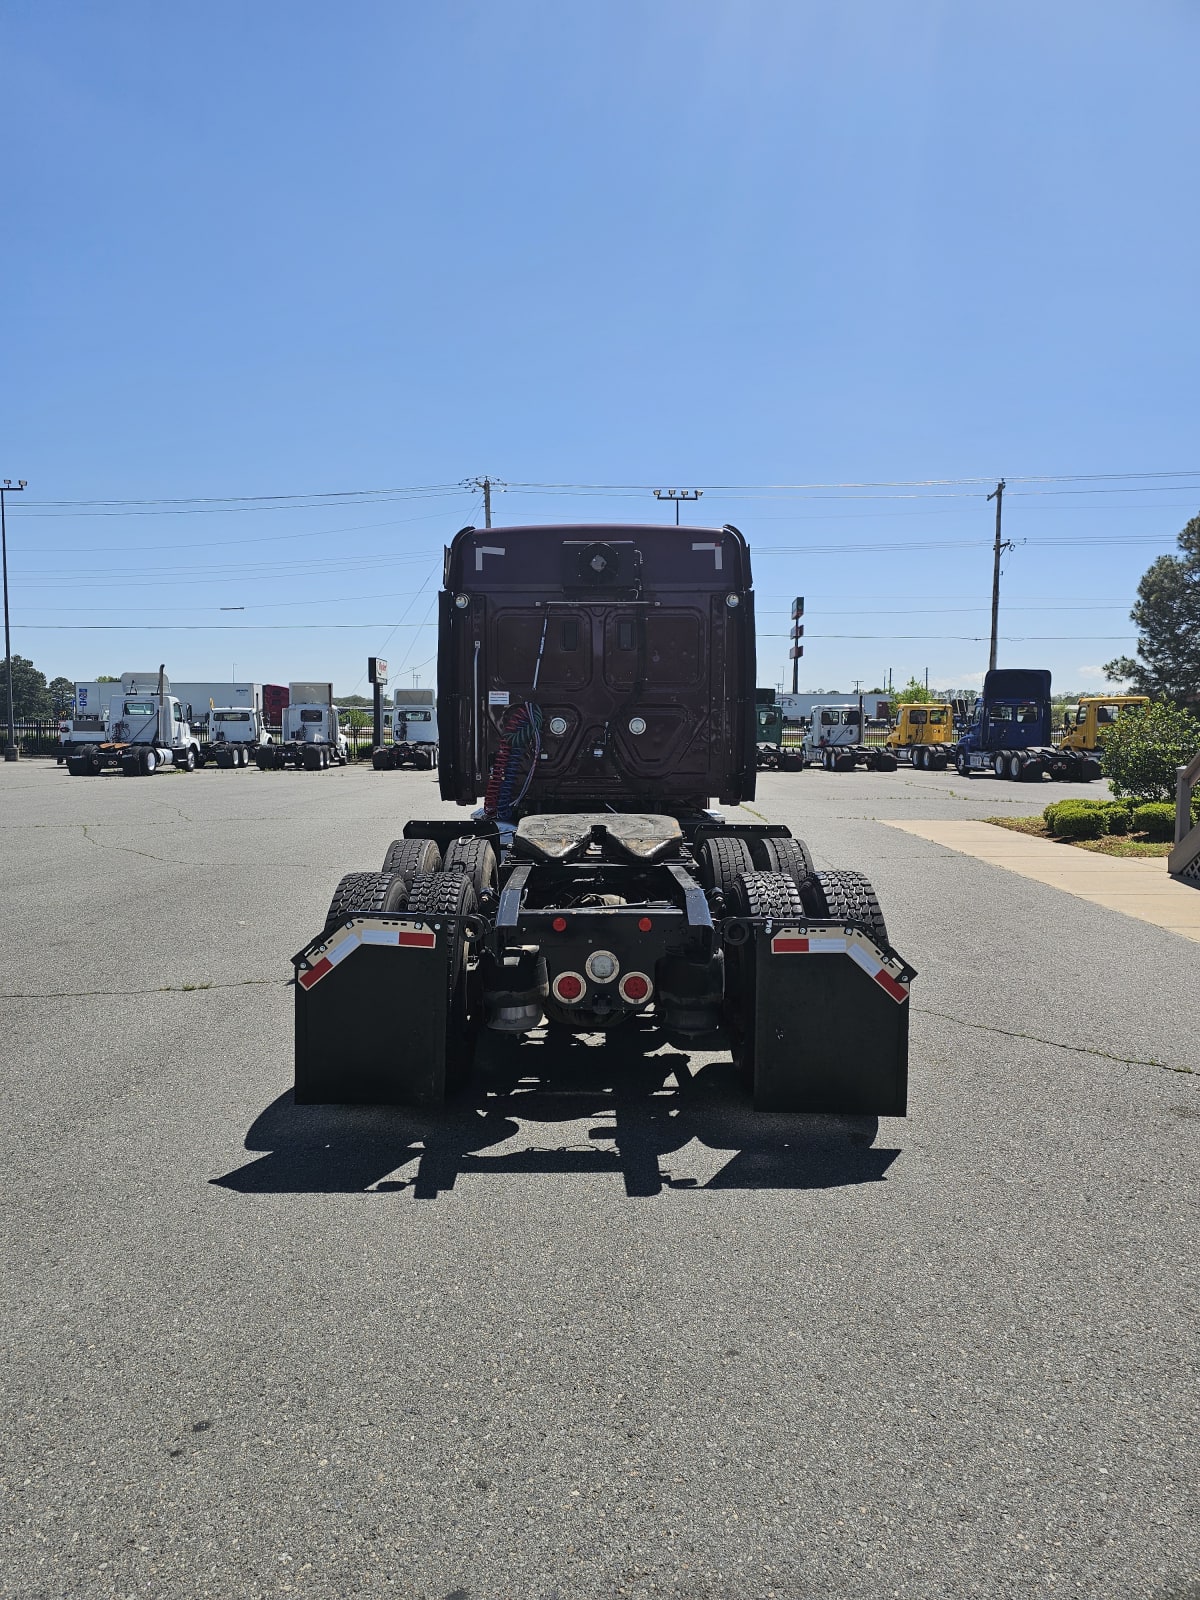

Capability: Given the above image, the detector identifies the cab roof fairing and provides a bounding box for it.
[442,523,752,594]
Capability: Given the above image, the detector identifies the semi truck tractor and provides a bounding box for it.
[257,683,347,770]
[754,692,803,771]
[801,704,897,771]
[372,687,439,770]
[66,669,199,776]
[197,706,270,768]
[953,669,1101,781]
[1059,695,1150,761]
[884,702,956,770]
[292,523,914,1114]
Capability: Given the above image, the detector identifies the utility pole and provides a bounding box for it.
[987,478,1010,673]
[652,488,703,525]
[467,477,505,529]
[2,479,27,763]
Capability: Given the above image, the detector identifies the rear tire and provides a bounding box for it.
[697,835,757,896]
[1008,754,1023,781]
[728,870,806,919]
[372,748,388,771]
[799,869,889,949]
[404,870,480,1091]
[323,870,408,933]
[381,837,442,879]
[993,753,1007,778]
[748,834,814,885]
[442,836,499,902]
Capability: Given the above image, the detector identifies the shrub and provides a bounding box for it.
[1103,702,1200,802]
[1044,798,1107,830]
[1131,802,1177,842]
[1105,805,1132,835]
[1054,807,1109,840]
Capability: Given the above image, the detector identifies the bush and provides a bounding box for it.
[1131,802,1177,842]
[1044,798,1136,837]
[1053,807,1109,840]
[1102,702,1200,802]
[1044,798,1106,829]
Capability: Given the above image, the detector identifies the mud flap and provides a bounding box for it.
[293,917,462,1105]
[740,924,912,1115]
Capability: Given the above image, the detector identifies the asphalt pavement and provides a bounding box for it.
[1,757,1196,1600]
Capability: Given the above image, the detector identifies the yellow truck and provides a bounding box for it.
[884,702,956,770]
[1059,695,1149,755]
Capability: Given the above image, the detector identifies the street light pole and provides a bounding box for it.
[2,479,27,763]
[652,488,703,525]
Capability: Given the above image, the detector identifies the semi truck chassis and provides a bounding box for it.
[954,745,1101,782]
[372,740,439,771]
[294,813,913,1115]
[810,745,898,773]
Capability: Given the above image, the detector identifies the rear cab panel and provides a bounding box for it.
[437,524,756,812]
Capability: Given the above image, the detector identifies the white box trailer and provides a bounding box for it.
[173,682,263,721]
[60,680,123,759]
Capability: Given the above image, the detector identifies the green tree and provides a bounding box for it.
[2,655,52,721]
[1101,701,1200,802]
[891,676,938,705]
[1105,513,1200,704]
[48,676,74,716]
[96,674,119,682]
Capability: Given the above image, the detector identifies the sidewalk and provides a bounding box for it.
[884,819,1200,943]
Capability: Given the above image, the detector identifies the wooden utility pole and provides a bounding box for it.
[987,479,1007,673]
[468,477,504,528]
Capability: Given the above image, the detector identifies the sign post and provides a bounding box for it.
[368,657,388,755]
[789,597,805,695]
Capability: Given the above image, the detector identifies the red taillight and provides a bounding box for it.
[619,972,652,1004]
[552,972,585,1003]
[552,916,567,932]
[638,916,652,932]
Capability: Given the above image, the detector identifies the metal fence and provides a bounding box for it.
[1,721,386,761]
[0,720,62,757]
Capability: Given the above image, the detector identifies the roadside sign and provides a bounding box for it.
[368,657,388,686]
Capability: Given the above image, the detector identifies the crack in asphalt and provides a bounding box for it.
[916,1005,1197,1077]
[0,979,286,1001]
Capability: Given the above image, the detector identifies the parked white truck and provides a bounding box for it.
[197,706,271,768]
[257,682,347,770]
[372,687,438,770]
[801,703,896,772]
[66,669,201,776]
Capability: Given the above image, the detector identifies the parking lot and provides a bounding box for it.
[2,758,1197,1600]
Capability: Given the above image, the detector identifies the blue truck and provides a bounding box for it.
[953,669,1101,783]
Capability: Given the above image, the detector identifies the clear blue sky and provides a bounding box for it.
[4,0,1198,698]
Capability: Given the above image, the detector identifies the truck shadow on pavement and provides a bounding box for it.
[213,1024,900,1198]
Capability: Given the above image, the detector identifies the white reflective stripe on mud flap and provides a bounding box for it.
[769,926,909,1005]
[299,919,436,989]
[845,938,909,1004]
[770,934,846,955]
